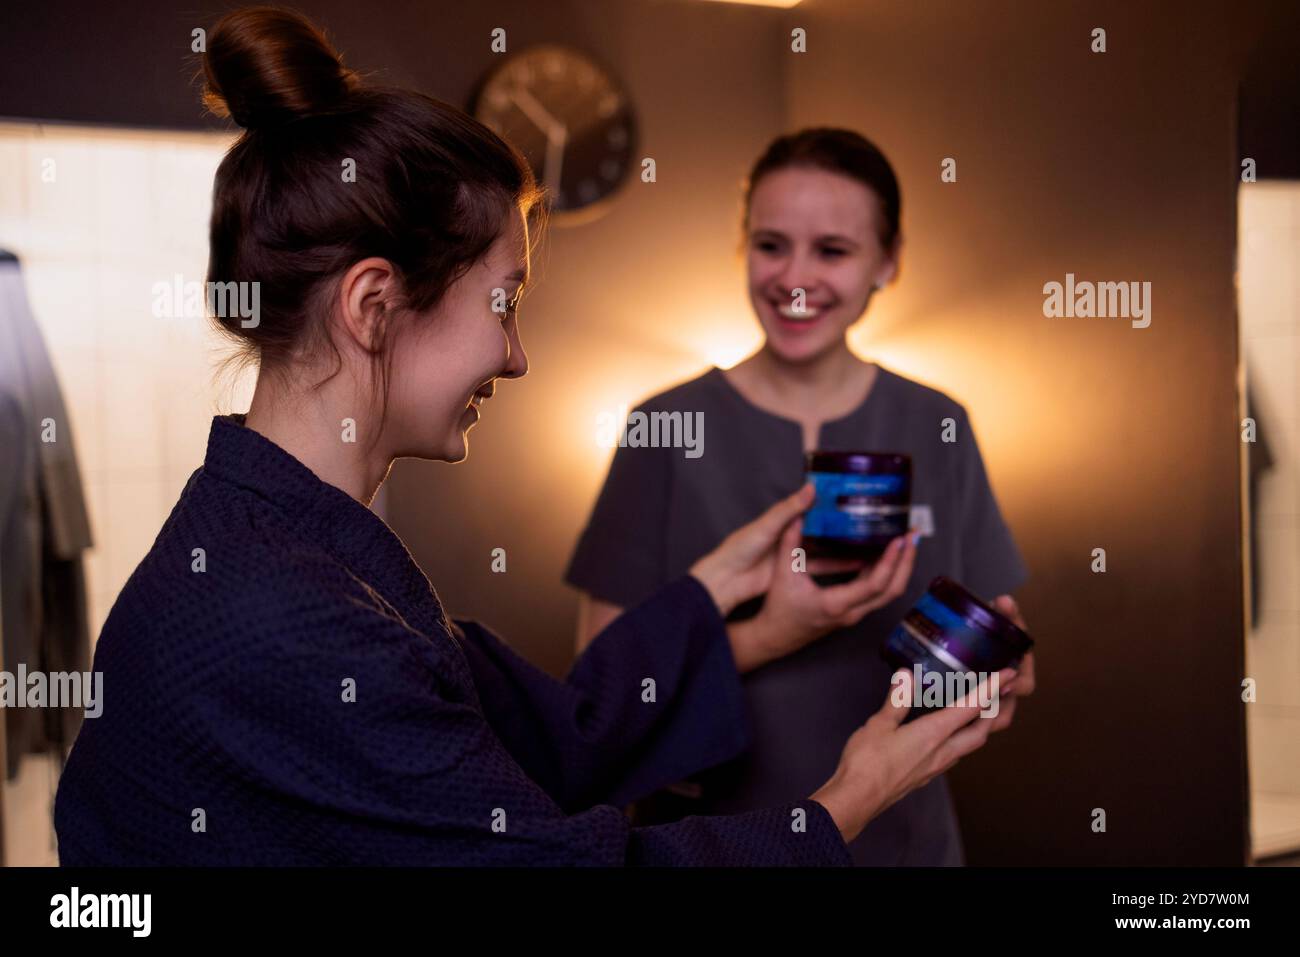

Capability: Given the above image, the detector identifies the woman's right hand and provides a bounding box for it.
[731,516,917,671]
[810,666,1019,844]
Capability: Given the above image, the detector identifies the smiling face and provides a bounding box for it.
[385,209,531,463]
[745,166,899,365]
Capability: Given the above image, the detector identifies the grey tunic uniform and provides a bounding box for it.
[565,364,1028,866]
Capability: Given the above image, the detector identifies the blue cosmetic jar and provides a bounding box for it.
[802,451,912,560]
[882,577,1034,722]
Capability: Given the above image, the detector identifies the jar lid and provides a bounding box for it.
[928,576,1034,656]
[806,450,911,473]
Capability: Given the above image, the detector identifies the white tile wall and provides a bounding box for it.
[0,121,251,866]
[1239,182,1300,857]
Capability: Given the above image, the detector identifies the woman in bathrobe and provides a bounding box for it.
[53,7,1017,866]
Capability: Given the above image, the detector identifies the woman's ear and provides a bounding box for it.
[337,257,398,353]
[876,234,903,287]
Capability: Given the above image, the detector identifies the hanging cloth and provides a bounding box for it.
[0,250,94,780]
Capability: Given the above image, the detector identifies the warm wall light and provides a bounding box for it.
[698,0,803,7]
[545,300,761,487]
[691,326,760,371]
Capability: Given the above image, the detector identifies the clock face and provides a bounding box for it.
[472,45,637,221]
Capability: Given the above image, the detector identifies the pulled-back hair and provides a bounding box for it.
[743,128,901,249]
[202,6,542,423]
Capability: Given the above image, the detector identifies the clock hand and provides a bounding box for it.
[508,87,563,141]
[545,127,567,196]
[508,87,568,196]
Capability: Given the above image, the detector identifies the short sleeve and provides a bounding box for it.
[954,407,1029,599]
[565,424,673,607]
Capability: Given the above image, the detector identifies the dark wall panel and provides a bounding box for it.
[785,0,1283,865]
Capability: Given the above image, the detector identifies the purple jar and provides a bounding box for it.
[882,577,1034,722]
[801,451,912,560]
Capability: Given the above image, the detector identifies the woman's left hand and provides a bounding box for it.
[689,482,917,672]
[732,517,917,672]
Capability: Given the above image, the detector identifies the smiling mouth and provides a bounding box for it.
[771,300,830,323]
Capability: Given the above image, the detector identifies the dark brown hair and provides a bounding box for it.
[742,128,902,249]
[201,6,542,427]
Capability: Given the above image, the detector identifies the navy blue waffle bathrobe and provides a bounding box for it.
[54,414,851,866]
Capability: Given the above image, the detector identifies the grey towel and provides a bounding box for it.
[0,255,94,780]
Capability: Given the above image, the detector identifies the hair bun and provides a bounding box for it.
[202,7,357,129]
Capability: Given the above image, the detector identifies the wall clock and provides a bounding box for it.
[472,44,638,224]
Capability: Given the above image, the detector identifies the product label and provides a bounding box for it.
[891,593,1005,672]
[802,470,910,542]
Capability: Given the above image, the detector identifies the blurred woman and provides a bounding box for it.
[567,129,1034,865]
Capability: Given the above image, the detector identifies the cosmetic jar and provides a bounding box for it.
[882,577,1034,721]
[801,451,912,560]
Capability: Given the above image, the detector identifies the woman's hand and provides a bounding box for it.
[731,519,917,672]
[687,483,818,618]
[984,595,1035,733]
[689,482,918,672]
[811,666,1018,844]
